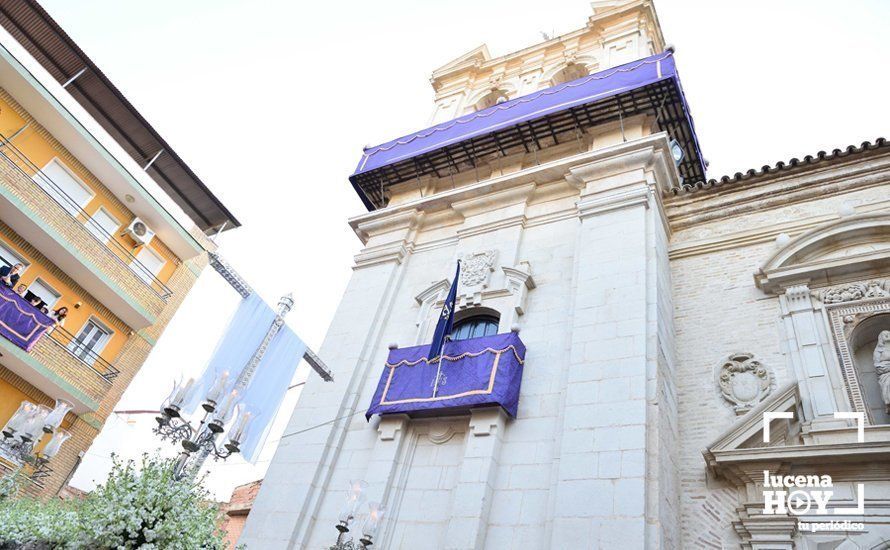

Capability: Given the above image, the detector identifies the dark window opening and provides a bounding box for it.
[451,315,499,341]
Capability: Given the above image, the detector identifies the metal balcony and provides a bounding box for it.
[46,326,120,382]
[0,135,172,298]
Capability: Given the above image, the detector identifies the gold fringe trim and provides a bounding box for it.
[384,344,525,368]
[0,291,52,340]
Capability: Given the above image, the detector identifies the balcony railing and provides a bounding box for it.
[0,133,172,299]
[46,326,120,382]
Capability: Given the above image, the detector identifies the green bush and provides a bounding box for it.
[0,454,227,550]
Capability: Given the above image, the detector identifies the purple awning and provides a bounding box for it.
[350,51,704,209]
[0,285,53,351]
[366,332,526,419]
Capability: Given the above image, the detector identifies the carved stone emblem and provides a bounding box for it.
[716,353,774,414]
[460,250,497,288]
[816,280,890,304]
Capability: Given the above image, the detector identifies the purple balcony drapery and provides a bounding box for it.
[352,51,702,178]
[0,285,53,351]
[366,332,526,419]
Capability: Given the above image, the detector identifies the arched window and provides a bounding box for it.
[474,90,509,111]
[550,63,588,86]
[451,315,499,341]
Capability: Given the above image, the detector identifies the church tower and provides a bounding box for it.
[242,1,698,547]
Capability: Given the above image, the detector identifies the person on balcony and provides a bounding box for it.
[49,306,68,330]
[0,263,24,288]
[14,284,27,296]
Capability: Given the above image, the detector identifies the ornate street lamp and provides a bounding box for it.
[0,399,73,483]
[154,294,293,481]
[331,480,386,549]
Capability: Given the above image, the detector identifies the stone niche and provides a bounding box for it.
[821,282,890,425]
[757,213,890,426]
[850,313,890,424]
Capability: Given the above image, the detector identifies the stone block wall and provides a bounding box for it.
[666,151,890,547]
[241,136,683,549]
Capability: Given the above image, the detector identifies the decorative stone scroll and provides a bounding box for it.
[814,280,889,304]
[716,353,775,414]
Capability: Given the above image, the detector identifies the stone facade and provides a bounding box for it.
[241,2,890,548]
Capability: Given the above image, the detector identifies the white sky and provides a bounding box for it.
[41,0,890,501]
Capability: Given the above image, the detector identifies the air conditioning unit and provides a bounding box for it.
[124,217,155,246]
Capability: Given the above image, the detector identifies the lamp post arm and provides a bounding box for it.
[208,252,333,382]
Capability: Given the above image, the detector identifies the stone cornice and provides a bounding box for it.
[755,213,890,294]
[706,382,801,454]
[665,151,890,230]
[457,214,527,240]
[565,133,679,196]
[348,134,676,240]
[707,441,890,478]
[450,183,536,218]
[577,183,650,219]
[352,209,421,244]
[668,199,890,260]
[352,243,410,270]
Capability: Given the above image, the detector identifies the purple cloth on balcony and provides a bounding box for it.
[352,51,702,178]
[366,332,526,419]
[0,285,53,351]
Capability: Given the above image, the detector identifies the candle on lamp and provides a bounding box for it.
[361,501,386,539]
[2,401,32,436]
[41,429,71,458]
[43,400,73,432]
[215,390,239,424]
[171,378,195,408]
[20,405,51,440]
[229,408,253,444]
[205,371,230,405]
[339,479,368,523]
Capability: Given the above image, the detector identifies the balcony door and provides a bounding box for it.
[69,318,112,366]
[27,278,61,309]
[0,241,27,271]
[86,207,121,244]
[34,159,94,216]
[132,246,165,285]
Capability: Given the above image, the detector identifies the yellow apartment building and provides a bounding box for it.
[0,0,238,496]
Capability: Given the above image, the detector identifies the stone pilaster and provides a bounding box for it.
[779,284,844,422]
[239,210,421,550]
[443,407,509,550]
[549,136,679,548]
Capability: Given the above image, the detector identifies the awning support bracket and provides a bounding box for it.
[62,67,87,88]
